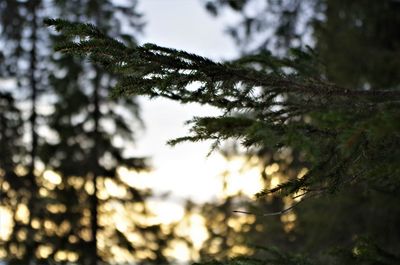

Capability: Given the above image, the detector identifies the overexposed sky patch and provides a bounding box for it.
[131,0,241,202]
[138,0,238,59]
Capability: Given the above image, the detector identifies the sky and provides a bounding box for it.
[130,0,245,203]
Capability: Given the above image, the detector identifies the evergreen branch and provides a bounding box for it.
[46,19,400,198]
[46,19,400,104]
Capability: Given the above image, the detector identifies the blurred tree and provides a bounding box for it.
[313,0,400,89]
[0,1,50,263]
[0,92,24,183]
[1,1,173,265]
[202,0,320,53]
[0,92,26,261]
[41,1,172,264]
[202,0,400,87]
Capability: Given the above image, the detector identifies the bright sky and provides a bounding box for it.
[133,0,242,203]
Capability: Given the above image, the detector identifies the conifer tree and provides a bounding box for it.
[203,0,400,85]
[46,14,400,264]
[201,1,400,262]
[203,0,316,52]
[0,1,51,263]
[41,1,171,264]
[46,18,399,196]
[1,1,173,264]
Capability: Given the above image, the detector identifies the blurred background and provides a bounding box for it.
[1,0,400,264]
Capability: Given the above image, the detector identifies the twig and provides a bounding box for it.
[233,192,319,217]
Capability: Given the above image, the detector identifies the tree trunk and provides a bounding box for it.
[89,69,101,265]
[26,0,39,263]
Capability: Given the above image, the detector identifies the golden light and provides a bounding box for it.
[43,170,62,185]
[0,151,299,263]
[68,235,78,244]
[270,174,281,189]
[0,248,6,259]
[220,156,264,197]
[135,248,157,261]
[9,243,24,257]
[59,220,71,235]
[231,245,253,256]
[110,245,135,263]
[297,167,309,178]
[67,251,79,262]
[164,240,191,262]
[39,187,49,197]
[16,229,27,241]
[84,180,95,195]
[14,165,27,176]
[37,245,53,259]
[1,181,10,191]
[46,204,67,214]
[293,168,309,201]
[146,200,185,225]
[118,167,153,189]
[54,250,67,262]
[228,214,256,233]
[188,214,209,249]
[31,218,41,229]
[280,197,298,232]
[225,157,244,173]
[79,228,91,241]
[15,203,29,224]
[265,163,280,175]
[115,219,129,233]
[104,178,127,198]
[0,206,13,240]
[126,232,145,246]
[67,176,85,189]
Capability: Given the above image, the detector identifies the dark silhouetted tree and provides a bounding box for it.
[0,1,51,263]
[1,1,173,264]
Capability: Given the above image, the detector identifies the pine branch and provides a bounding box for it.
[45,19,400,105]
[46,19,400,198]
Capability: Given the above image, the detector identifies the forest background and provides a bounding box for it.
[1,0,400,265]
